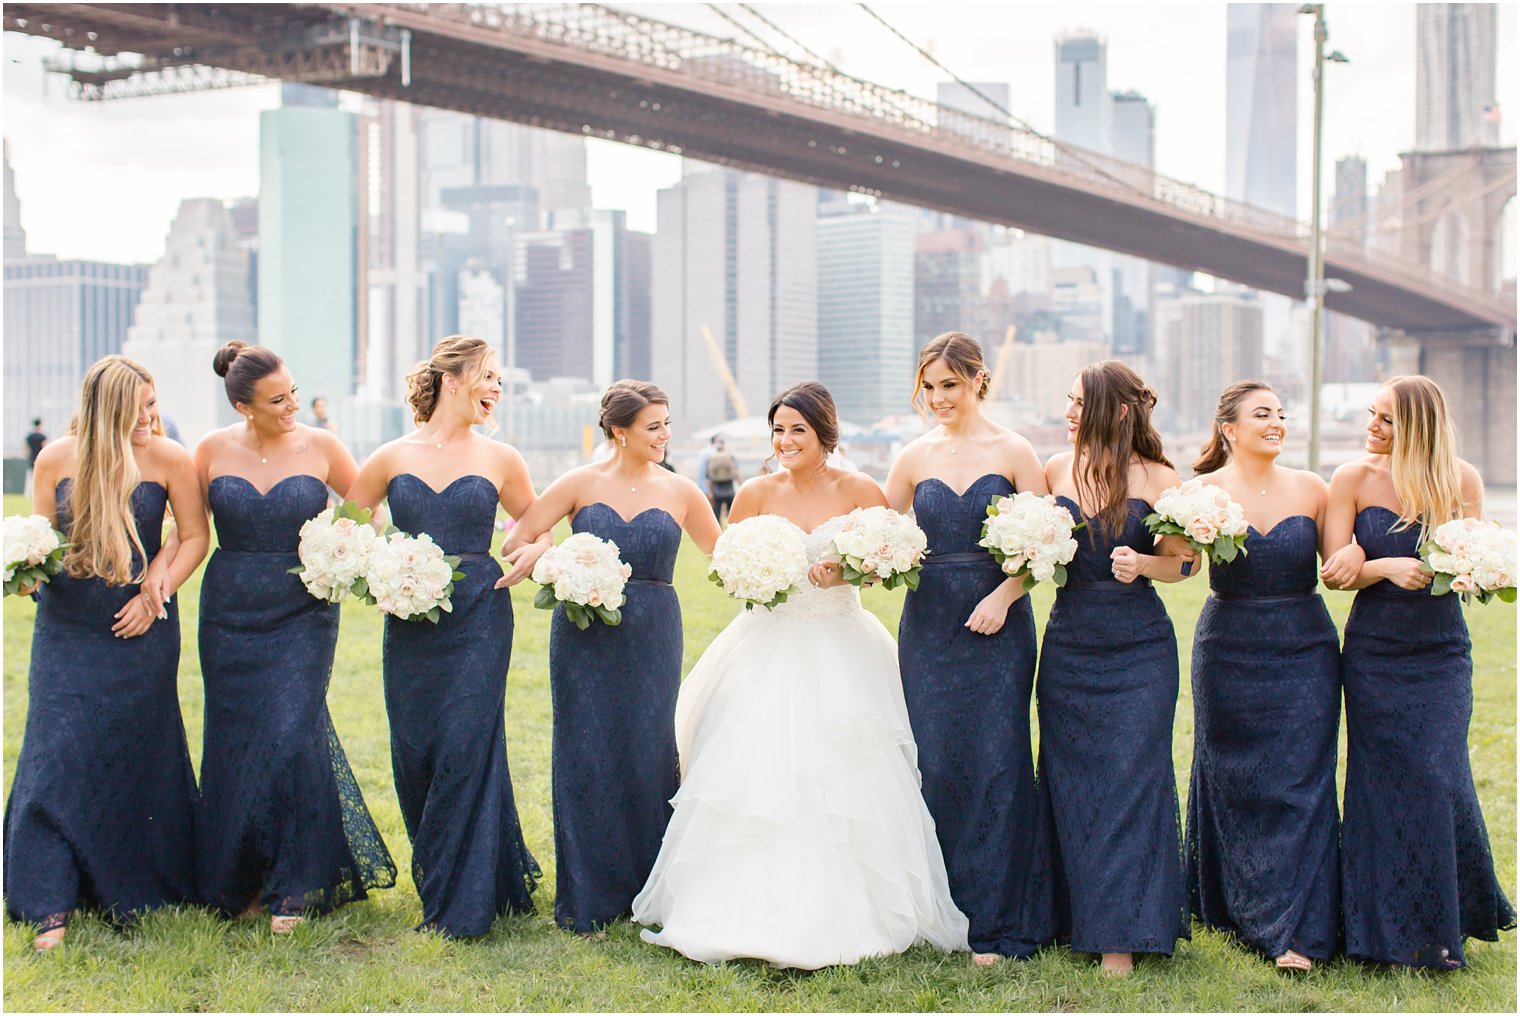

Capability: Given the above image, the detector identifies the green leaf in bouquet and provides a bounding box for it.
[426,606,441,623]
[570,604,591,630]
[1020,570,1038,594]
[708,570,726,588]
[1431,573,1454,596]
[1498,586,1517,603]
[596,605,622,626]
[1418,562,1435,574]
[1213,538,1239,564]
[904,570,921,591]
[451,570,466,582]
[533,585,559,611]
[4,576,19,597]
[1418,538,1441,558]
[1053,562,1069,587]
[843,564,866,586]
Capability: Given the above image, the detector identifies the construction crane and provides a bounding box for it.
[700,324,750,419]
[983,325,1018,402]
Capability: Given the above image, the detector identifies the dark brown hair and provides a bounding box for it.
[1073,360,1172,539]
[404,336,494,424]
[1192,380,1275,476]
[599,379,669,439]
[911,331,990,415]
[213,340,284,411]
[768,381,839,454]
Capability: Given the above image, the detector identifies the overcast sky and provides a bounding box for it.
[3,1,1515,265]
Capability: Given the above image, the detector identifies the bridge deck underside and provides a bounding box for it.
[4,2,1512,335]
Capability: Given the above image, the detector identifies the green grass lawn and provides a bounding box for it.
[3,492,1515,1011]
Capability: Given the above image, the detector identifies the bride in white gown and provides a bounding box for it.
[632,382,969,969]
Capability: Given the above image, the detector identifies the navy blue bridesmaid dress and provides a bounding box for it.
[1339,506,1514,967]
[4,480,197,929]
[1186,514,1340,960]
[549,503,682,933]
[382,473,540,937]
[196,474,395,918]
[1034,497,1188,956]
[897,474,1049,957]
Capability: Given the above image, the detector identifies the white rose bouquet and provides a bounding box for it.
[1144,479,1250,568]
[288,500,380,603]
[1419,517,1517,604]
[828,506,928,591]
[365,530,464,623]
[708,515,809,610]
[531,532,632,628]
[977,491,1082,591]
[4,513,69,596]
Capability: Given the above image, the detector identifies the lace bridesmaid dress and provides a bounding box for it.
[4,481,197,930]
[196,474,395,918]
[382,473,540,937]
[1033,497,1188,956]
[1186,515,1340,960]
[633,516,969,968]
[897,474,1050,957]
[1339,506,1515,967]
[549,503,682,933]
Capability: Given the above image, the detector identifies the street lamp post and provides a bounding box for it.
[1299,4,1349,475]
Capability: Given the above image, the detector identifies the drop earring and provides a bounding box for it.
[620,436,627,448]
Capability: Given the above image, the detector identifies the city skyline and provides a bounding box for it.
[3,3,1515,266]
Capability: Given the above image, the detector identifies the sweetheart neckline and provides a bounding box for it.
[388,472,495,496]
[1247,514,1316,540]
[574,503,679,527]
[209,473,326,498]
[914,473,1012,500]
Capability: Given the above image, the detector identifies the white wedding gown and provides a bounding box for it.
[632,516,970,968]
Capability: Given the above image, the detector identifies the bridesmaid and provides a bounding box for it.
[349,335,546,938]
[883,332,1051,964]
[1321,374,1514,968]
[1184,381,1340,971]
[3,355,207,950]
[505,380,721,935]
[192,341,396,932]
[1036,360,1191,976]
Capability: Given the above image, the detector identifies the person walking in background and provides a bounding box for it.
[706,436,739,525]
[23,417,46,498]
[310,396,336,434]
[695,435,718,513]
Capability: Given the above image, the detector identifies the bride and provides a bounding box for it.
[632,381,970,968]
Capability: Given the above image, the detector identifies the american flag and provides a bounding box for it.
[1482,104,1502,125]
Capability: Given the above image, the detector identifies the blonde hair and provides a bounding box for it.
[404,336,496,427]
[911,332,990,417]
[65,355,156,584]
[1383,375,1464,542]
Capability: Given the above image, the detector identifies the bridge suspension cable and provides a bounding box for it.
[854,2,1159,206]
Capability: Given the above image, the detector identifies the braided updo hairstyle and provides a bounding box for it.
[404,336,495,424]
[599,379,669,441]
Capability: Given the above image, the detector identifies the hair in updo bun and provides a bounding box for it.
[912,331,990,415]
[213,340,283,410]
[599,379,669,440]
[405,336,495,424]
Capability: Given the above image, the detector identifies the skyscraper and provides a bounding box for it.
[121,199,256,444]
[258,84,358,402]
[652,165,816,432]
[1226,4,1299,372]
[1173,288,1265,431]
[915,227,986,345]
[512,208,651,389]
[1416,3,1499,151]
[1325,156,1376,382]
[1055,31,1112,154]
[817,200,916,426]
[4,258,147,446]
[4,141,26,261]
[1110,90,1157,356]
[1226,4,1298,218]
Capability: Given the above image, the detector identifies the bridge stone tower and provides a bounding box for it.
[1382,146,1517,485]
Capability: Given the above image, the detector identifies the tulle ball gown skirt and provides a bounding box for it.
[633,589,969,969]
